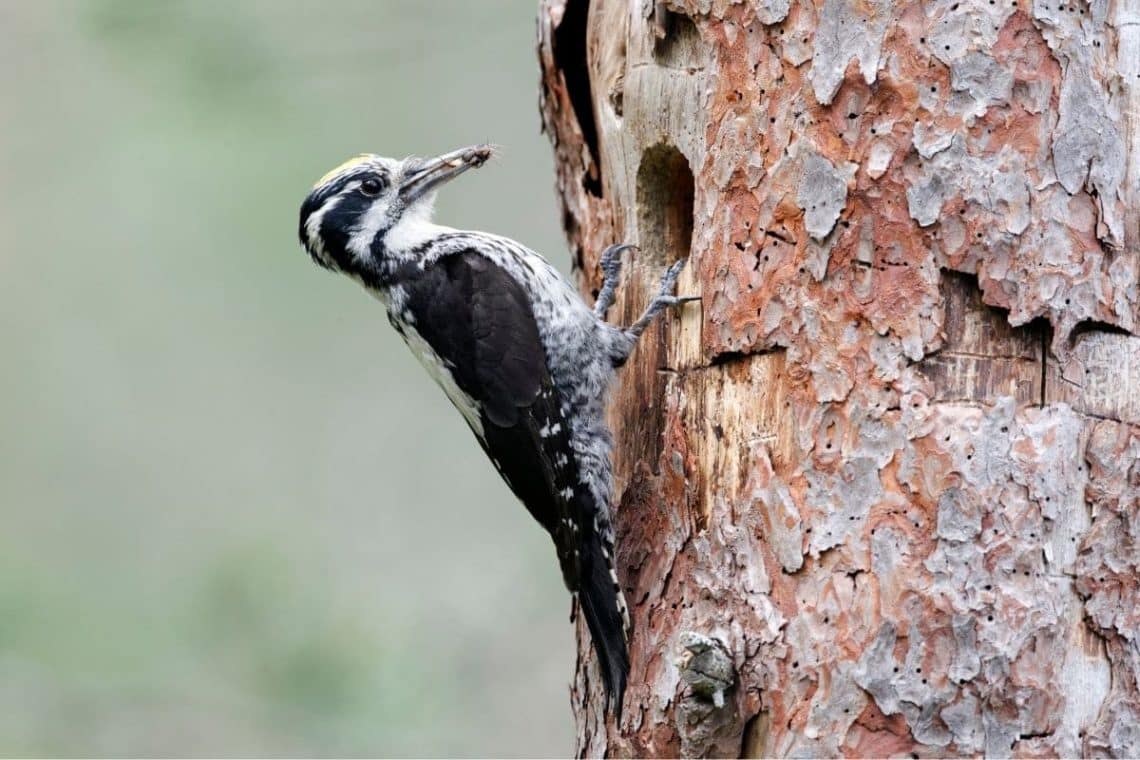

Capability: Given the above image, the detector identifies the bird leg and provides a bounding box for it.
[593,243,635,318]
[624,259,699,340]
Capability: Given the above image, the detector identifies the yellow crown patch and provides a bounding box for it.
[313,155,373,189]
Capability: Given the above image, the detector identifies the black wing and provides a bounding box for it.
[398,250,581,585]
[398,249,630,712]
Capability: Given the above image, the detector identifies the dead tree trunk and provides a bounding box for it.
[538,0,1140,756]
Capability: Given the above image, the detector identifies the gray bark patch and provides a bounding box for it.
[809,0,892,105]
[754,0,790,25]
[1052,67,1125,246]
[797,152,851,240]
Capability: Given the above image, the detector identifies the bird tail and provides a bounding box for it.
[578,530,630,718]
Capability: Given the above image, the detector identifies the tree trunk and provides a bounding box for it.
[537,0,1140,756]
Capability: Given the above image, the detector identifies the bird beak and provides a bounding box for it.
[399,144,494,204]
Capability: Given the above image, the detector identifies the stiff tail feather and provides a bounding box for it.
[578,533,630,717]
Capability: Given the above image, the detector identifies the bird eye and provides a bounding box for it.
[360,177,385,196]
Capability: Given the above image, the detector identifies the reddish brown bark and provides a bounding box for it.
[538,1,1140,757]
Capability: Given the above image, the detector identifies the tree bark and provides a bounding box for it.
[537,0,1140,757]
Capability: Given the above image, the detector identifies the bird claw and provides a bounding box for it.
[656,259,687,298]
[617,258,696,342]
[600,243,636,279]
[651,294,699,310]
[594,243,638,318]
[598,249,694,332]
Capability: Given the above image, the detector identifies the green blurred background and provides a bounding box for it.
[0,1,575,755]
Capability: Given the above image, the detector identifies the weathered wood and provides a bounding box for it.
[1051,331,1140,425]
[920,272,1045,406]
[538,0,1139,756]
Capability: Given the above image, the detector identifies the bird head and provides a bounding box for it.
[298,144,493,276]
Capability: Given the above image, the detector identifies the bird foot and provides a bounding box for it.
[594,243,637,318]
[625,259,697,339]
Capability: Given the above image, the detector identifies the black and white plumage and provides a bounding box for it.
[298,145,691,716]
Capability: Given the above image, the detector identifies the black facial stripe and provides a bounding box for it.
[299,164,395,274]
[298,194,323,247]
[299,172,360,232]
[301,167,390,222]
[316,192,371,270]
[333,167,388,196]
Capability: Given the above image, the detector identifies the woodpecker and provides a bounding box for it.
[298,145,691,715]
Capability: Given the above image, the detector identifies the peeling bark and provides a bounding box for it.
[537,0,1139,756]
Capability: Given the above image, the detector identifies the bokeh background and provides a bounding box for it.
[0,1,575,755]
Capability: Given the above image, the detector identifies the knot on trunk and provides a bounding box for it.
[678,631,735,708]
[676,632,738,757]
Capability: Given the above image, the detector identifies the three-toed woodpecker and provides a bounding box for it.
[298,145,690,715]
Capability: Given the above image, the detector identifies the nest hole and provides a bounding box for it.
[636,143,694,267]
[653,9,702,69]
